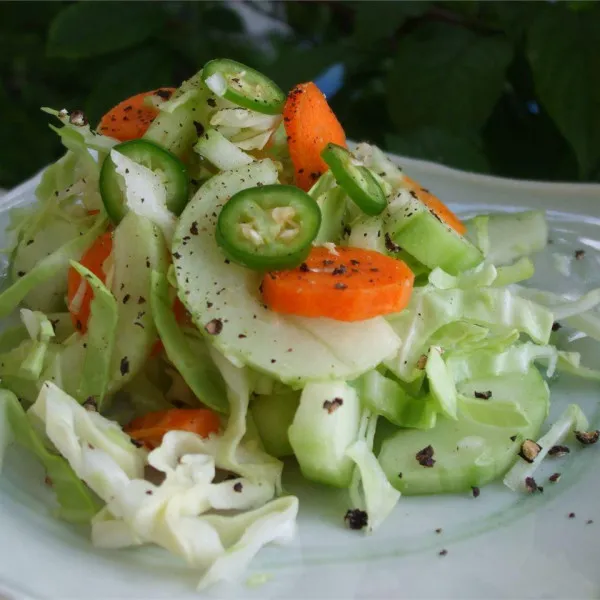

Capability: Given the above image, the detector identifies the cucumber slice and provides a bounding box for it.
[251,390,300,457]
[346,214,429,278]
[385,190,482,275]
[288,381,361,487]
[172,160,401,385]
[378,367,549,495]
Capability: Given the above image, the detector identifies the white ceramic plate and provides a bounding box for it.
[1,157,600,600]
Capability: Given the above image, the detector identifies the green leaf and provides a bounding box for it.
[386,128,490,173]
[386,23,513,134]
[527,5,600,178]
[47,2,163,58]
[481,2,542,42]
[352,1,431,45]
[85,47,175,124]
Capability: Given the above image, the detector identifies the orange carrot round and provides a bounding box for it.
[403,175,466,235]
[98,88,176,142]
[125,408,221,450]
[67,231,113,334]
[262,246,414,322]
[283,82,346,191]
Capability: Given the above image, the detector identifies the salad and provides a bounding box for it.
[0,58,599,591]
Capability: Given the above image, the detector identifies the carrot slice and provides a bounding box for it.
[67,231,113,334]
[262,246,414,322]
[403,175,466,235]
[125,408,221,450]
[283,82,346,191]
[98,88,176,142]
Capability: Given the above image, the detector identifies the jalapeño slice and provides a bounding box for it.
[321,143,387,216]
[202,58,286,115]
[216,184,321,270]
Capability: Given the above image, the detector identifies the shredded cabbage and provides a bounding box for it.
[465,211,548,265]
[70,261,118,407]
[504,404,589,492]
[110,149,176,244]
[27,375,296,589]
[0,389,102,522]
[385,286,554,382]
[346,410,400,532]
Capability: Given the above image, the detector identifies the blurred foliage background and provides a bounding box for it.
[1,0,600,189]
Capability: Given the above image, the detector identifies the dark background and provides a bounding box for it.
[1,0,599,189]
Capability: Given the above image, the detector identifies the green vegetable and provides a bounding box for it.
[0,389,101,523]
[100,139,189,224]
[144,73,209,159]
[504,404,588,492]
[70,261,118,408]
[288,380,361,488]
[346,419,400,532]
[378,367,549,495]
[0,216,107,318]
[385,286,554,382]
[202,58,286,115]
[321,143,387,216]
[194,128,254,171]
[465,210,548,266]
[150,271,228,413]
[346,213,429,278]
[385,188,483,274]
[216,184,321,270]
[358,369,437,429]
[313,186,347,245]
[251,390,300,457]
[41,212,166,401]
[426,346,458,420]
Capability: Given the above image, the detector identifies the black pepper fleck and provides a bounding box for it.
[474,390,492,400]
[120,357,130,376]
[548,445,570,457]
[344,509,368,530]
[416,445,435,467]
[233,482,243,493]
[205,319,223,335]
[323,397,343,414]
[575,430,600,445]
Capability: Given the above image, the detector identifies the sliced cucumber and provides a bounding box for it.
[251,390,300,457]
[172,160,401,385]
[378,367,549,495]
[385,190,482,275]
[288,381,361,487]
[346,214,429,278]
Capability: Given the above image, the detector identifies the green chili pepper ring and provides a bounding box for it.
[216,184,322,270]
